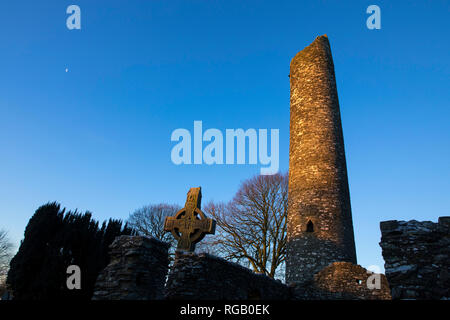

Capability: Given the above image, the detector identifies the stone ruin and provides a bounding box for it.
[165,251,289,300]
[92,235,391,300]
[92,187,293,300]
[91,184,391,300]
[91,220,450,300]
[380,217,450,299]
[92,236,169,300]
[92,217,450,301]
[286,34,357,285]
[282,34,392,299]
[292,262,391,300]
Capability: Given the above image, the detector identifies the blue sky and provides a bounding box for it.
[0,1,449,273]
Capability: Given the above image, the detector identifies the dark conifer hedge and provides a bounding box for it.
[7,202,133,300]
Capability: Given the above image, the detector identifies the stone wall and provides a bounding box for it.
[292,262,391,300]
[165,251,290,300]
[287,34,357,284]
[91,235,397,300]
[92,235,169,300]
[380,217,450,299]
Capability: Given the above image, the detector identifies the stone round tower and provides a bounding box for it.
[286,35,357,284]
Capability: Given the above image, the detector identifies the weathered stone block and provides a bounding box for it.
[92,235,170,300]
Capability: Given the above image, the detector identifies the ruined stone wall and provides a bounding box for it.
[90,236,393,300]
[286,35,357,284]
[92,235,169,300]
[165,251,290,300]
[292,262,391,300]
[380,217,450,299]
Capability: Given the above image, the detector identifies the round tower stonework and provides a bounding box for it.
[286,35,357,284]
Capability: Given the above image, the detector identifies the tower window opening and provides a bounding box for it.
[306,220,314,233]
[136,273,144,286]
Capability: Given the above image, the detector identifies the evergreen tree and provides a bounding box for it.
[7,202,133,300]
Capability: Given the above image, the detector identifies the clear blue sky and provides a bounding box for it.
[0,1,449,273]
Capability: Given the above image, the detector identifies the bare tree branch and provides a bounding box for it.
[0,229,13,284]
[127,204,181,247]
[204,173,288,279]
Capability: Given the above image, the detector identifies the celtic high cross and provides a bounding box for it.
[164,187,216,252]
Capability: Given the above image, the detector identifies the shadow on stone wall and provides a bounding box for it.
[165,251,289,300]
[92,236,170,300]
[92,235,392,300]
[380,217,450,299]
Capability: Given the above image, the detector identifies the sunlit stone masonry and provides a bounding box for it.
[286,35,357,284]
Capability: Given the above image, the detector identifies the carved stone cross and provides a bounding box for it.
[164,187,216,252]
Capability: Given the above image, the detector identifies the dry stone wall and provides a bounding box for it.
[91,235,396,300]
[165,251,290,300]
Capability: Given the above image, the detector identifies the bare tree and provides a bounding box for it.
[127,204,181,247]
[204,173,288,278]
[0,229,13,295]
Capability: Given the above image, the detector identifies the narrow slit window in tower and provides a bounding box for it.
[306,220,314,233]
